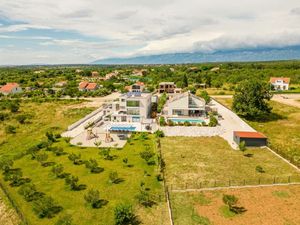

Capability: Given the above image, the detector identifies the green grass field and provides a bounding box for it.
[161,137,300,189]
[214,98,300,167]
[0,100,95,158]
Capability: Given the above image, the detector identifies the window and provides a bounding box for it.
[127,108,140,115]
[126,100,140,107]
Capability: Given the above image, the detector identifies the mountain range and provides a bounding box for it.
[92,46,300,64]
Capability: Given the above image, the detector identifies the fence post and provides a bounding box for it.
[200,182,202,189]
[214,180,216,187]
[273,176,276,184]
[288,176,291,183]
[258,178,261,185]
[228,179,231,187]
[243,179,246,185]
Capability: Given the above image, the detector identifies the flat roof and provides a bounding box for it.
[234,131,267,139]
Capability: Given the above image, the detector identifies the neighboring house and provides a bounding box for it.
[233,131,267,147]
[75,69,83,73]
[108,92,152,123]
[0,83,22,95]
[163,92,206,117]
[103,71,119,80]
[78,82,98,91]
[125,82,145,93]
[269,77,290,91]
[34,70,45,74]
[158,82,176,93]
[174,88,182,94]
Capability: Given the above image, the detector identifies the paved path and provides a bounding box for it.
[272,94,300,108]
[211,99,256,149]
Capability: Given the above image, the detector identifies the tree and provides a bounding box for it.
[33,196,62,218]
[182,74,188,88]
[51,164,64,178]
[208,115,218,127]
[55,214,73,225]
[140,150,155,163]
[114,204,139,225]
[36,153,48,165]
[222,194,246,214]
[199,90,211,104]
[18,183,43,202]
[239,141,247,153]
[233,79,273,119]
[84,189,102,208]
[0,157,13,172]
[109,171,119,184]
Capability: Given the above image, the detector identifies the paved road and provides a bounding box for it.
[212,94,300,108]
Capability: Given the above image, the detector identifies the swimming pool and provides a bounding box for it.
[168,118,205,124]
[109,126,136,132]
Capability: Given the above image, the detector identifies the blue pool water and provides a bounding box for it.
[169,118,204,123]
[109,126,136,131]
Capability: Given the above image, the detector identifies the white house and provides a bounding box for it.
[125,82,145,93]
[269,77,290,91]
[163,92,206,117]
[108,92,152,123]
[0,83,22,95]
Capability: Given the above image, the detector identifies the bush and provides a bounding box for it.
[239,141,247,152]
[55,214,73,225]
[84,189,103,208]
[159,117,166,126]
[136,190,156,207]
[18,183,44,202]
[16,114,29,124]
[51,164,64,178]
[256,165,265,173]
[5,125,16,134]
[33,196,63,218]
[222,194,246,214]
[154,130,164,138]
[65,176,86,191]
[208,115,218,127]
[114,204,139,225]
[199,90,211,104]
[109,171,120,184]
[140,150,155,163]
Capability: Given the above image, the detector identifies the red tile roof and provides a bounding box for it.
[79,81,89,89]
[0,83,19,93]
[86,83,97,90]
[269,77,290,84]
[234,131,267,139]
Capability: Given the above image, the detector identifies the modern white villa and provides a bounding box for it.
[163,92,206,117]
[269,77,290,90]
[105,92,152,123]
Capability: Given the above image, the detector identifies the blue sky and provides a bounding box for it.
[0,0,300,65]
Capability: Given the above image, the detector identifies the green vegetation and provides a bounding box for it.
[233,79,273,119]
[161,137,300,189]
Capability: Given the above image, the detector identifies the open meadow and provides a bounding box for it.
[161,136,300,189]
[214,98,300,167]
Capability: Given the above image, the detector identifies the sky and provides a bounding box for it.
[0,0,300,65]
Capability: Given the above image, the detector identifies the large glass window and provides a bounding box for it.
[127,108,140,115]
[126,100,140,107]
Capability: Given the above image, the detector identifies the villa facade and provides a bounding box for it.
[269,77,290,90]
[158,82,176,93]
[108,92,152,123]
[163,92,206,117]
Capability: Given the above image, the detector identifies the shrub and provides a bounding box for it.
[55,214,73,225]
[5,125,16,134]
[114,204,138,225]
[65,176,86,191]
[16,114,29,124]
[33,196,62,218]
[222,194,246,214]
[51,164,64,178]
[154,130,164,138]
[85,159,104,173]
[84,189,103,208]
[140,150,155,163]
[136,190,156,207]
[208,115,218,127]
[239,141,247,153]
[159,117,166,126]
[256,165,265,173]
[18,183,44,202]
[0,112,9,121]
[36,153,48,165]
[46,131,56,142]
[109,171,120,184]
[99,148,113,160]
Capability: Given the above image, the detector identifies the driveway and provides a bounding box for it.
[161,99,256,149]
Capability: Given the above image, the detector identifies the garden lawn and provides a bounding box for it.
[161,137,300,189]
[0,100,95,159]
[170,185,300,225]
[214,97,300,166]
[1,134,167,225]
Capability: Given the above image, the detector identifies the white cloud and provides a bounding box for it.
[0,0,300,64]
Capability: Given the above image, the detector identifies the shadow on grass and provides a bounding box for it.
[245,112,287,122]
[243,153,253,158]
[93,199,109,208]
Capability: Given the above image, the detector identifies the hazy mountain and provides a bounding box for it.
[92,46,300,64]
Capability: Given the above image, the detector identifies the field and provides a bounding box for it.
[0,99,95,158]
[160,137,300,189]
[0,100,168,225]
[170,185,300,225]
[214,98,300,167]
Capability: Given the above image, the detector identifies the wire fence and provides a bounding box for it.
[0,180,29,225]
[168,175,300,191]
